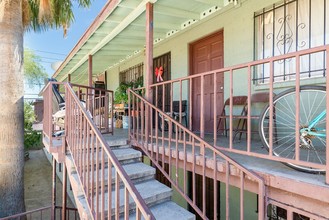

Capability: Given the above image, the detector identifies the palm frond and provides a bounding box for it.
[75,0,92,8]
[25,0,53,32]
[22,0,31,29]
[38,0,52,23]
[25,0,92,36]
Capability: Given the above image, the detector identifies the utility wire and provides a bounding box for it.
[33,49,66,56]
[38,56,63,61]
[39,60,55,64]
[24,82,45,86]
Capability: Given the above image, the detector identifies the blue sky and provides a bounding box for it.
[24,1,106,98]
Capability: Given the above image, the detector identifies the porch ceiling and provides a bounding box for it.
[54,0,236,84]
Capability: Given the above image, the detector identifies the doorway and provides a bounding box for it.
[190,30,224,133]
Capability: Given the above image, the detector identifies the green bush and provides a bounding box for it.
[114,76,144,104]
[24,102,43,150]
[24,130,42,149]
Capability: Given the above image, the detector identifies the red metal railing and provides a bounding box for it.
[42,82,113,150]
[268,200,328,220]
[128,90,266,219]
[64,84,154,219]
[146,45,329,183]
[70,83,113,134]
[0,206,79,220]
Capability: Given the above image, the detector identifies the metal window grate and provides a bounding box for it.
[119,63,144,84]
[253,0,328,84]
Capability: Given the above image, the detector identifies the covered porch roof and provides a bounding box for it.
[53,0,240,84]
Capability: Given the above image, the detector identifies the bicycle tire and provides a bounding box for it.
[259,86,326,173]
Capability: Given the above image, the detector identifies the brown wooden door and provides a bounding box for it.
[190,31,224,133]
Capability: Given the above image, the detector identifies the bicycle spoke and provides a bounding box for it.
[259,86,326,173]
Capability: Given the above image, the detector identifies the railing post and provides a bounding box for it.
[128,90,131,141]
[52,157,57,220]
[325,46,329,185]
[48,83,53,148]
[62,163,67,220]
[88,55,93,88]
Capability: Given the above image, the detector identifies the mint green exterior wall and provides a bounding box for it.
[106,0,280,96]
[220,183,258,220]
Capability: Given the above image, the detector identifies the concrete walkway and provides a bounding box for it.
[24,149,75,217]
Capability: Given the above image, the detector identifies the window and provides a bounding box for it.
[254,0,328,84]
[267,204,310,220]
[119,63,144,84]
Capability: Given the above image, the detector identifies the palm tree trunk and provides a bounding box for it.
[0,0,25,217]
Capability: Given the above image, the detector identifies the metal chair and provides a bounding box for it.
[172,100,187,126]
[232,92,274,141]
[158,100,188,131]
[217,96,248,137]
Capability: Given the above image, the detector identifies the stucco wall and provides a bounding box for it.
[106,0,285,98]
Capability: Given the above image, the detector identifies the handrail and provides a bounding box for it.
[64,83,154,219]
[70,82,114,93]
[0,206,51,220]
[150,44,329,88]
[69,83,113,134]
[129,89,266,219]
[0,206,79,220]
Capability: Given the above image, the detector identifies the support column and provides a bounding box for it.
[104,71,108,90]
[68,74,71,83]
[145,2,153,141]
[62,163,67,220]
[145,2,153,102]
[88,55,93,87]
[52,157,57,220]
[88,55,93,114]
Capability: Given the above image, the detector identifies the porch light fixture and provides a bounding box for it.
[228,0,238,5]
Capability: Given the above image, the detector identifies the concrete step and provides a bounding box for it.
[65,140,195,220]
[112,148,141,164]
[126,201,195,220]
[106,139,129,147]
[97,179,172,217]
[92,162,155,189]
[77,148,142,171]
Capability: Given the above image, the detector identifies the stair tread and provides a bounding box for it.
[106,139,128,147]
[112,148,141,161]
[118,162,155,180]
[87,162,155,187]
[96,179,172,213]
[127,201,195,220]
[88,148,141,166]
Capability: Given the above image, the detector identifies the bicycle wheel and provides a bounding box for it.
[259,86,326,173]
